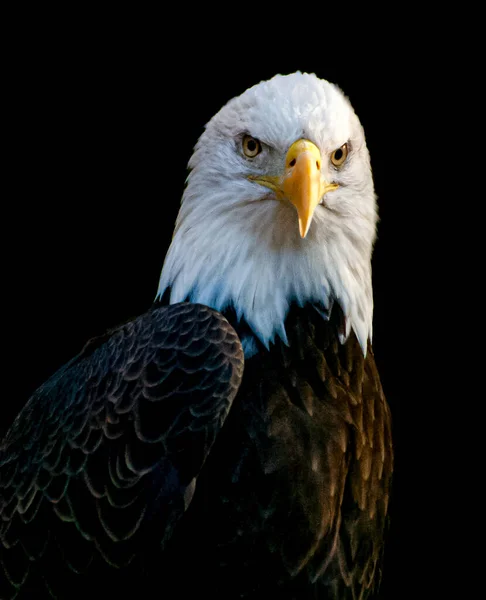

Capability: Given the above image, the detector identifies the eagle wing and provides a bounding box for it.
[0,303,243,598]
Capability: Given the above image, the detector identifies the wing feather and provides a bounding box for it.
[0,303,243,598]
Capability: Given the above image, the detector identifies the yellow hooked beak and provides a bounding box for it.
[249,139,338,238]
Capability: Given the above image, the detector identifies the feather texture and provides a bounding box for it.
[1,305,391,600]
[0,303,243,599]
[155,304,393,599]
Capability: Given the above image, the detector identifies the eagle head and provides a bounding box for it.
[157,72,377,357]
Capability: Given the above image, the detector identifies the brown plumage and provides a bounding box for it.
[0,302,391,599]
[163,303,393,599]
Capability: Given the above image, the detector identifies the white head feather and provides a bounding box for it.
[157,72,377,357]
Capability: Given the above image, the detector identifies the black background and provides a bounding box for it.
[4,14,455,600]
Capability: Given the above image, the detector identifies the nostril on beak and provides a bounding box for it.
[288,158,296,167]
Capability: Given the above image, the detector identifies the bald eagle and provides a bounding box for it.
[1,73,392,599]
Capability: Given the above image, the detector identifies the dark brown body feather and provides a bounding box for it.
[0,303,392,599]
[167,305,393,599]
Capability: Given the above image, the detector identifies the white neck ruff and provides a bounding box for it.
[157,185,374,358]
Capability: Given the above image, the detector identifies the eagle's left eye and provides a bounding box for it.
[242,135,262,158]
[330,143,349,167]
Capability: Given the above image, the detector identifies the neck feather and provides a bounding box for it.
[157,192,374,358]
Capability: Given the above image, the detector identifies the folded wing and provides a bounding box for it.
[0,303,243,598]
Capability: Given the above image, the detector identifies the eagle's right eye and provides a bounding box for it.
[242,135,262,158]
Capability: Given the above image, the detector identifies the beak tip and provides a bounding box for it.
[299,219,311,239]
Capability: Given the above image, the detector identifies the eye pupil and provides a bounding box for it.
[334,149,343,161]
[247,140,256,152]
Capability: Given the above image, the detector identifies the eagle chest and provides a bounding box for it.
[195,323,384,583]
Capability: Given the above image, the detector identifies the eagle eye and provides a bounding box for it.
[242,135,262,158]
[330,143,349,167]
